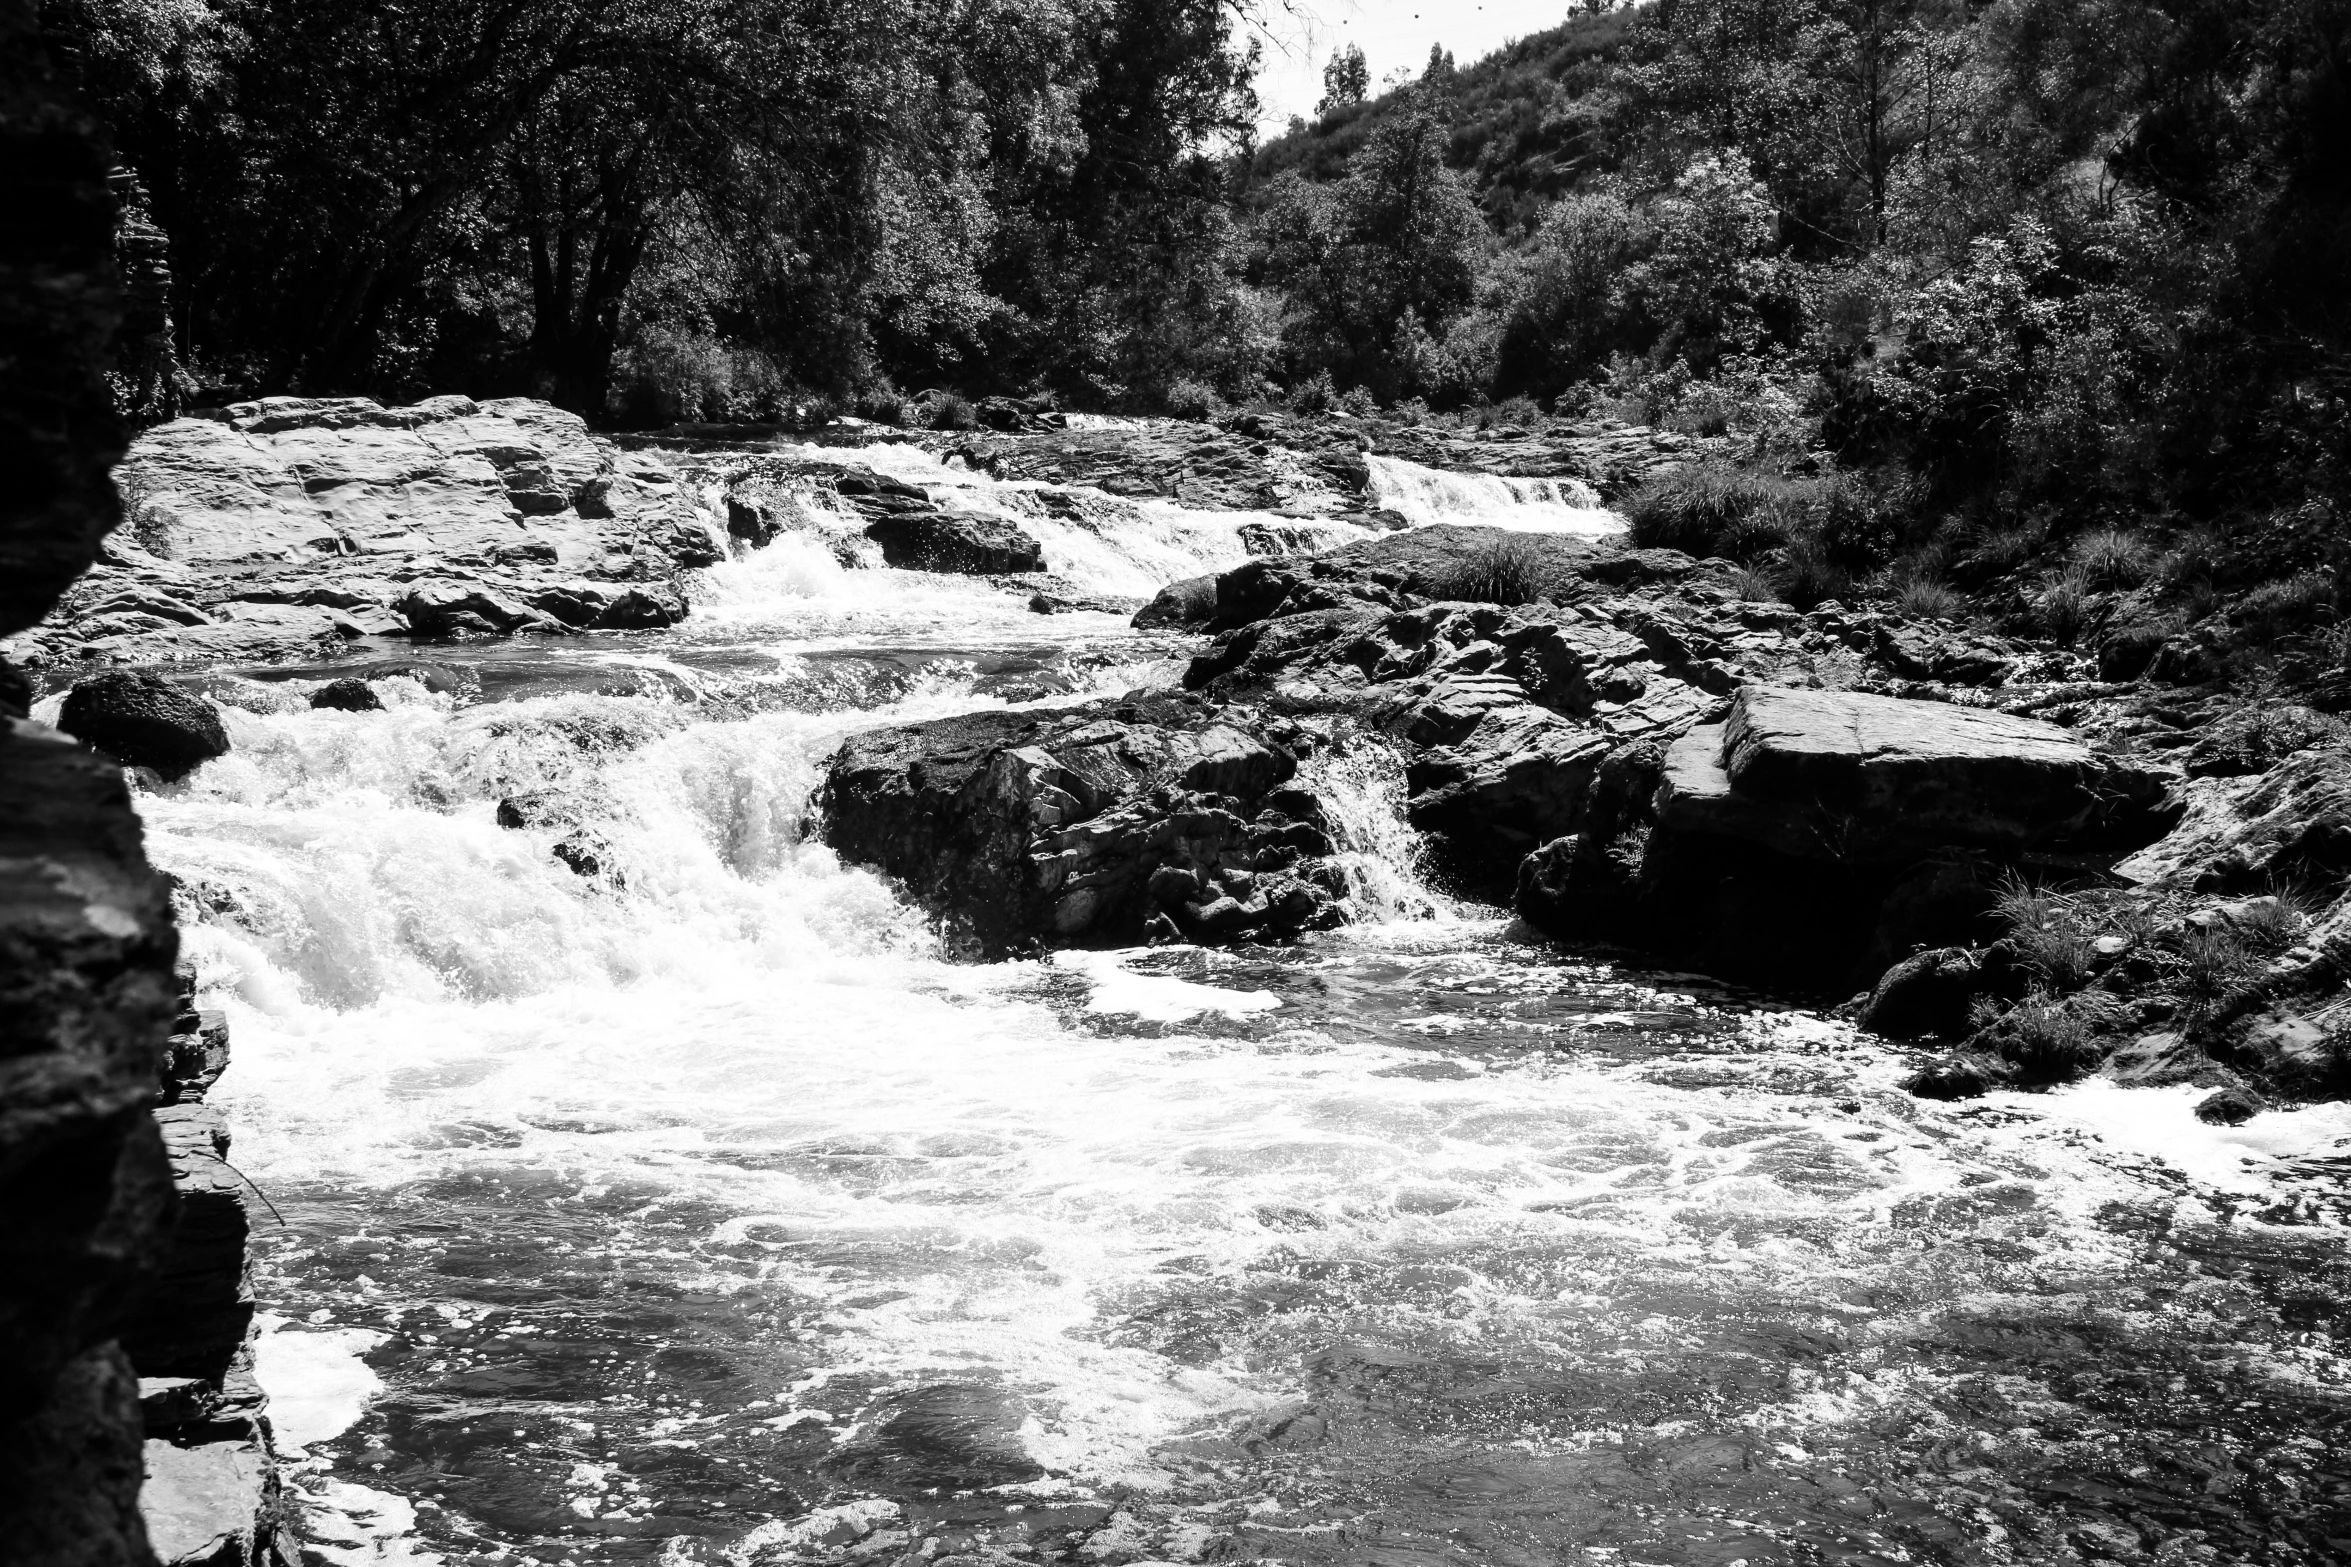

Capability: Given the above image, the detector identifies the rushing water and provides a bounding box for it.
[127,454,2351,1565]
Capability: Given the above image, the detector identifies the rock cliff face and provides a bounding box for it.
[0,3,180,1560]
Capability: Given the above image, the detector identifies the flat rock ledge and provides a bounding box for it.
[1517,685,2176,993]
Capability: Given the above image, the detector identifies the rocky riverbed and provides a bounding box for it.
[11,395,2351,1565]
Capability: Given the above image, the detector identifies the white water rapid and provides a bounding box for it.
[132,451,2351,1566]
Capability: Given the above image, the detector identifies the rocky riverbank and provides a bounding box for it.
[17,384,2351,1179]
[816,520,2351,1116]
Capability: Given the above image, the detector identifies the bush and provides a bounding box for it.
[1729,564,1781,602]
[1897,577,1962,620]
[1165,378,1226,422]
[1984,988,2117,1082]
[853,386,910,425]
[1774,535,1850,610]
[608,326,793,427]
[2176,925,2260,1016]
[1339,384,1379,417]
[2232,571,2338,642]
[928,392,977,431]
[1621,458,1802,559]
[2071,528,2154,590]
[2032,567,2098,645]
[1291,370,1338,414]
[1430,532,1551,605]
[1995,875,2098,990]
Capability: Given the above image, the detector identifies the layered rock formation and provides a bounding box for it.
[7,395,711,671]
[818,693,1354,956]
[1,6,176,1560]
[1518,685,2173,991]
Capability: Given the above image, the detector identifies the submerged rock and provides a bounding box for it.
[59,670,231,780]
[817,693,1349,955]
[308,677,381,712]
[863,509,1044,575]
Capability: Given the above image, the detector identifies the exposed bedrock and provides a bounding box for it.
[1,4,185,1557]
[816,692,1356,956]
[6,393,709,672]
[1518,686,2176,993]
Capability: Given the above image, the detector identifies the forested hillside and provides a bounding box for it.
[50,0,2351,637]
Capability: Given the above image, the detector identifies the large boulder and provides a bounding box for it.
[1704,685,2168,858]
[817,693,1351,955]
[59,671,231,781]
[1518,686,2176,992]
[864,509,1044,575]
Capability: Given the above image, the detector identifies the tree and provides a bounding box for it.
[1319,41,1368,114]
[1262,95,1486,395]
[1425,44,1455,84]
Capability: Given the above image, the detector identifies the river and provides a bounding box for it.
[124,445,2351,1564]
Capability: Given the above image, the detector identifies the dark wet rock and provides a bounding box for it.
[551,832,621,885]
[817,693,1350,955]
[308,676,381,712]
[0,656,30,719]
[1901,1052,2013,1100]
[0,722,180,1471]
[399,580,569,639]
[159,979,228,1106]
[864,509,1044,575]
[118,1104,251,1384]
[2195,1085,2267,1125]
[1518,688,2175,992]
[1860,948,1992,1042]
[1133,575,1219,630]
[336,659,471,697]
[726,493,782,545]
[59,670,231,780]
[0,1344,155,1564]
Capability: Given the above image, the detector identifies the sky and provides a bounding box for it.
[1246,1,1573,131]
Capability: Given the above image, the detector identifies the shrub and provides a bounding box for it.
[1897,576,1963,620]
[1431,532,1551,605]
[1339,383,1379,418]
[2176,924,2260,1015]
[927,392,977,431]
[1774,536,1850,610]
[1291,370,1338,414]
[1165,378,1225,422]
[2071,527,2154,590]
[2232,571,2338,641]
[2233,894,2311,955]
[1956,516,2048,583]
[1986,988,2118,1082]
[853,386,910,425]
[1994,874,2098,989]
[1621,458,1802,560]
[2032,567,2098,645]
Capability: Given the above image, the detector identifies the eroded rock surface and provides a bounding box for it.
[818,693,1355,955]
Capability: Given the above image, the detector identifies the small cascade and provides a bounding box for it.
[1367,453,1621,535]
[1299,744,1455,924]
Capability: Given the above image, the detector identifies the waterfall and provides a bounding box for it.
[1298,744,1456,924]
[1366,453,1621,535]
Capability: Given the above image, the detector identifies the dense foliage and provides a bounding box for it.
[49,0,2351,615]
[49,0,1258,417]
[1253,0,2349,630]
